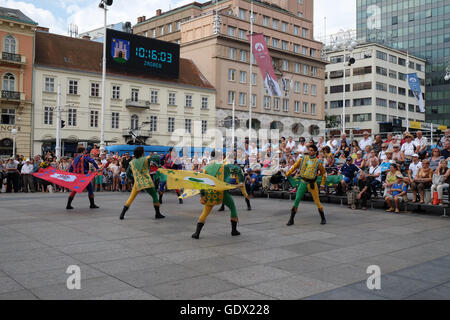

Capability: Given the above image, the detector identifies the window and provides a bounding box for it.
[185,94,192,107]
[389,70,397,79]
[302,28,308,38]
[272,38,279,48]
[416,64,423,72]
[262,16,269,26]
[90,83,100,97]
[185,119,192,134]
[376,114,387,122]
[353,97,372,106]
[293,25,299,35]
[66,108,77,127]
[353,66,372,76]
[353,113,372,122]
[149,115,157,132]
[90,110,99,128]
[131,88,139,101]
[68,80,78,95]
[298,12,303,18]
[311,48,316,57]
[272,19,279,29]
[293,44,299,53]
[264,36,270,45]
[44,107,54,125]
[168,24,172,33]
[376,50,387,60]
[201,120,207,134]
[201,97,208,109]
[294,101,300,113]
[303,65,309,75]
[398,102,406,110]
[176,21,181,30]
[281,21,288,32]
[311,103,316,115]
[376,98,387,107]
[238,29,246,39]
[152,29,156,37]
[281,41,288,50]
[111,112,119,129]
[389,100,397,109]
[240,50,247,62]
[376,82,387,91]
[389,85,397,94]
[3,35,16,53]
[227,26,236,37]
[409,61,414,69]
[168,92,176,105]
[294,81,300,93]
[264,96,271,109]
[408,12,414,22]
[239,71,247,83]
[398,73,406,81]
[150,90,158,104]
[302,102,308,113]
[303,83,309,94]
[228,69,236,81]
[238,8,246,20]
[398,58,406,66]
[330,100,350,108]
[160,26,164,35]
[130,114,138,130]
[251,73,257,85]
[294,63,300,73]
[330,84,350,93]
[398,87,406,96]
[376,66,387,76]
[282,98,289,112]
[168,117,175,133]
[112,85,120,99]
[311,84,317,96]
[44,77,55,92]
[228,91,235,104]
[251,94,256,107]
[282,60,288,71]
[239,92,246,106]
[392,16,398,25]
[302,46,308,55]
[229,48,236,59]
[311,66,317,76]
[1,108,15,124]
[389,55,397,64]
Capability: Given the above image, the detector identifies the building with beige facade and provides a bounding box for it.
[324,43,426,135]
[134,0,326,140]
[32,31,215,156]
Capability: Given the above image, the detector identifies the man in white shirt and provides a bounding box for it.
[359,131,373,151]
[285,136,296,153]
[406,154,422,185]
[296,137,308,155]
[414,131,428,157]
[21,159,35,192]
[400,134,416,158]
[326,134,338,154]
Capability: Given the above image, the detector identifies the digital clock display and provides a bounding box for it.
[106,29,179,79]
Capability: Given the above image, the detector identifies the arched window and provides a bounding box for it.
[3,73,15,91]
[223,116,240,129]
[292,123,305,135]
[246,119,261,130]
[130,114,139,130]
[309,124,320,136]
[270,121,284,132]
[4,35,16,53]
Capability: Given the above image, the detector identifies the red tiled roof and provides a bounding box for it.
[35,31,214,90]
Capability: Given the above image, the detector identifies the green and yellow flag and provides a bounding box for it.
[158,169,241,192]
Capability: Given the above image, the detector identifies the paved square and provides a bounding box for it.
[1,192,450,300]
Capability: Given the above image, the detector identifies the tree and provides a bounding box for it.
[325,114,339,128]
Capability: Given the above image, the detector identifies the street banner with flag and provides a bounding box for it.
[248,33,282,97]
[32,167,96,193]
[158,169,241,191]
[408,73,425,112]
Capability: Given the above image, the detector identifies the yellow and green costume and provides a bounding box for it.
[286,155,327,225]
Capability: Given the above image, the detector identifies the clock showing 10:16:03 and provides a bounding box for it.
[135,47,173,63]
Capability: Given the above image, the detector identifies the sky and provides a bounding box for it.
[0,0,356,39]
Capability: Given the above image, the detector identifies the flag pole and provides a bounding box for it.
[406,50,409,131]
[249,0,253,143]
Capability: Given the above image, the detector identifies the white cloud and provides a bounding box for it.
[314,0,356,42]
[0,0,66,34]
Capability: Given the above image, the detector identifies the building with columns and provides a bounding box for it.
[0,7,36,158]
[134,0,326,140]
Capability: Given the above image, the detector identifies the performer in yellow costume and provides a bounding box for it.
[119,147,165,220]
[285,144,327,226]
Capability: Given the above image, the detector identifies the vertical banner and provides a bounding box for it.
[408,73,425,112]
[248,33,282,97]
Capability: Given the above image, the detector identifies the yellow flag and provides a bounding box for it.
[178,189,200,199]
[158,169,241,191]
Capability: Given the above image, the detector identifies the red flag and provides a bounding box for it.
[248,33,282,97]
[32,167,97,193]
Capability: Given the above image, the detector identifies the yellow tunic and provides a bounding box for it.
[286,155,326,186]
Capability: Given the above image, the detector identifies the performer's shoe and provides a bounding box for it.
[159,192,163,204]
[191,222,204,239]
[319,209,327,225]
[179,198,183,204]
[119,206,129,220]
[245,198,252,211]
[231,220,240,236]
[154,205,165,219]
[218,204,225,212]
[66,196,74,210]
[89,195,99,209]
[287,207,297,226]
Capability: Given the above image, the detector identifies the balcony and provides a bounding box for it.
[1,90,21,101]
[1,52,25,65]
[122,128,152,138]
[125,99,150,109]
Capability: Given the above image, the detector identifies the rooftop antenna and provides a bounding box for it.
[68,23,78,37]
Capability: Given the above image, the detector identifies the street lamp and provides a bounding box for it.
[445,67,450,81]
[11,128,17,157]
[99,0,113,155]
[329,30,358,134]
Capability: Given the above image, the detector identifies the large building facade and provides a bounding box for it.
[33,31,215,156]
[134,0,326,140]
[0,7,36,158]
[356,0,450,127]
[325,43,426,135]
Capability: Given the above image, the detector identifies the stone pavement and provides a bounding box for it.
[0,192,449,300]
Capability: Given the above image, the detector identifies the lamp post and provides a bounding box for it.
[11,128,17,157]
[99,0,113,155]
[329,30,358,134]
